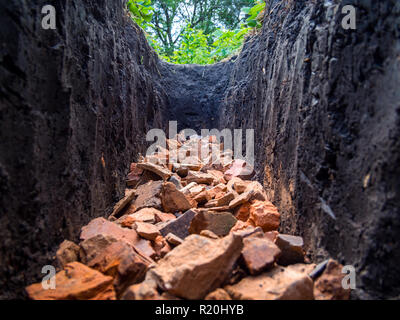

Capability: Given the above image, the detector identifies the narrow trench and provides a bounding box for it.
[1,0,399,301]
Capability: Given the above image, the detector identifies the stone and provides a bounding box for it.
[165,233,184,246]
[314,260,351,300]
[135,222,161,241]
[131,180,163,212]
[86,241,149,295]
[159,209,197,239]
[207,169,226,184]
[189,211,237,237]
[241,237,281,275]
[309,259,330,280]
[208,183,228,199]
[176,165,189,178]
[121,276,160,300]
[275,234,305,266]
[180,182,199,194]
[264,231,279,242]
[185,171,215,185]
[234,202,251,221]
[248,200,280,232]
[25,262,116,300]
[154,211,176,222]
[130,207,162,223]
[126,163,144,187]
[193,190,212,204]
[161,182,192,213]
[228,190,255,209]
[56,240,80,268]
[108,189,136,219]
[80,218,139,248]
[205,288,232,300]
[168,175,183,189]
[233,226,264,239]
[232,179,248,194]
[230,220,253,233]
[79,234,118,264]
[200,230,219,239]
[134,238,157,261]
[197,206,230,212]
[148,234,243,299]
[223,159,255,181]
[204,192,235,208]
[244,181,268,201]
[225,264,315,300]
[160,292,182,300]
[137,162,172,180]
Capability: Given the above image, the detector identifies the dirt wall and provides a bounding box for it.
[219,0,400,299]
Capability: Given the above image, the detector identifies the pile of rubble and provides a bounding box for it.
[26,134,350,300]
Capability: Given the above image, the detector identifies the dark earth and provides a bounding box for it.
[0,0,399,299]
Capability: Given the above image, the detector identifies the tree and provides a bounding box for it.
[148,0,256,56]
[127,0,266,64]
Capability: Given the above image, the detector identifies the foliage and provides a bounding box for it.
[127,0,154,27]
[127,0,265,65]
[241,1,265,28]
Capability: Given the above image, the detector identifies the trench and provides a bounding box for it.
[0,0,399,299]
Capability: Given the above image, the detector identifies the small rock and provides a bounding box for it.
[79,234,118,264]
[159,209,197,239]
[108,189,136,219]
[154,211,176,222]
[26,262,116,300]
[126,163,144,187]
[135,222,161,241]
[193,190,212,204]
[234,202,251,221]
[207,169,226,184]
[205,288,232,300]
[207,183,228,199]
[228,190,254,209]
[121,276,160,300]
[134,238,157,261]
[161,182,192,213]
[148,234,243,299]
[80,218,139,248]
[168,175,183,189]
[241,237,281,275]
[137,162,172,180]
[204,192,235,208]
[165,233,184,246]
[223,159,255,181]
[275,234,305,266]
[230,220,253,233]
[309,259,330,280]
[233,226,264,239]
[264,231,279,242]
[314,259,351,300]
[185,171,215,185]
[180,182,199,194]
[131,180,163,212]
[86,241,149,295]
[248,200,280,232]
[232,179,248,194]
[225,264,315,300]
[56,240,80,268]
[189,211,237,237]
[200,229,219,239]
